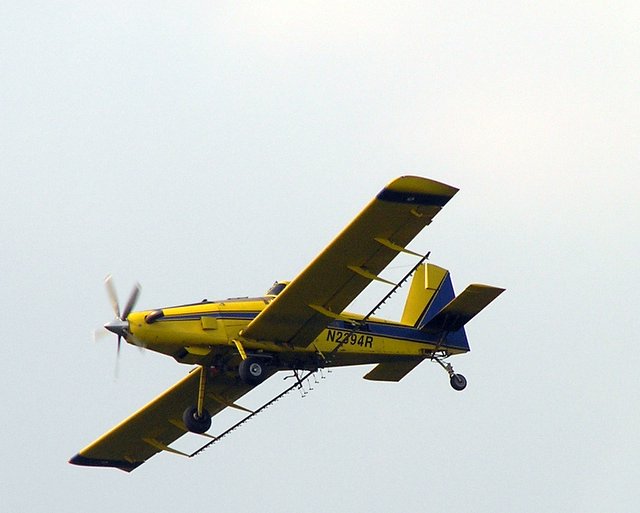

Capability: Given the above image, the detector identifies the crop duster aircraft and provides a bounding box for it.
[70,176,504,472]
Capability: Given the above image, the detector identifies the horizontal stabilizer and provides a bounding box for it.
[363,361,422,382]
[421,284,505,333]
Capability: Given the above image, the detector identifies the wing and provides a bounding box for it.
[69,369,271,472]
[241,176,459,347]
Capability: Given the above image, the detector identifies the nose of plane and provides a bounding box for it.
[104,318,129,337]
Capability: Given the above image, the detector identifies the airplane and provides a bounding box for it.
[69,176,504,472]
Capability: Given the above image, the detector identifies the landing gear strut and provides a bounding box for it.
[433,356,467,391]
[183,365,212,433]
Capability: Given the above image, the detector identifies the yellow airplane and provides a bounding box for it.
[69,176,504,472]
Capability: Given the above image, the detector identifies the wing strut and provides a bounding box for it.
[143,438,190,458]
[308,304,353,322]
[347,265,395,285]
[207,393,254,414]
[374,237,422,257]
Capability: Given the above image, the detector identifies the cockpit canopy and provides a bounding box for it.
[265,281,290,296]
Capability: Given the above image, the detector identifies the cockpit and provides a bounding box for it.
[265,281,290,296]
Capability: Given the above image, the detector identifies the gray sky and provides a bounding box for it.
[2,2,638,512]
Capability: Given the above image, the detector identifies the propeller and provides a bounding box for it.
[103,275,141,357]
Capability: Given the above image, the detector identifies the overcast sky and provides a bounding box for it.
[2,2,638,512]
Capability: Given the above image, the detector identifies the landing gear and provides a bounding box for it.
[432,355,468,391]
[449,373,467,391]
[182,406,211,433]
[239,356,266,385]
[232,339,270,386]
[182,365,212,433]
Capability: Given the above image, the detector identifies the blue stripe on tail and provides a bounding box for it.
[416,273,470,352]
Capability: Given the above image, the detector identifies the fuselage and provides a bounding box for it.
[125,293,468,371]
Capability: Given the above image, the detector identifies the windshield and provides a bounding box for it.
[265,281,288,296]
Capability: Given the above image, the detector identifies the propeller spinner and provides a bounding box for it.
[103,275,140,355]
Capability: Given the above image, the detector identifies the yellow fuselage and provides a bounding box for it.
[126,295,462,369]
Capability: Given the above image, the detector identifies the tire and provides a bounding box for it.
[239,357,266,385]
[182,406,212,433]
[450,373,467,391]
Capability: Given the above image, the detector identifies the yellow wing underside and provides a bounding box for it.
[241,176,458,347]
[69,369,267,472]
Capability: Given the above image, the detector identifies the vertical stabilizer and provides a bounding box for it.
[401,264,455,328]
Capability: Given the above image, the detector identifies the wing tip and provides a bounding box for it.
[378,176,459,206]
[68,453,142,473]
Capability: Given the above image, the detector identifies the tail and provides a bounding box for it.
[401,264,505,350]
[363,264,504,383]
[401,263,455,328]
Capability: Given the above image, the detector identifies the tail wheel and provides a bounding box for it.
[450,373,467,391]
[182,406,212,433]
[239,357,266,385]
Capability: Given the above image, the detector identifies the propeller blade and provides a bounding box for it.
[121,283,141,320]
[92,327,110,343]
[114,337,121,379]
[104,275,120,319]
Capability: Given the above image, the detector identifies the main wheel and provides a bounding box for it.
[450,373,467,391]
[239,357,266,385]
[182,406,212,433]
